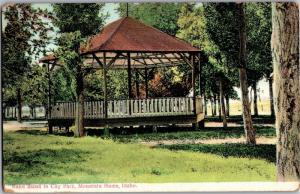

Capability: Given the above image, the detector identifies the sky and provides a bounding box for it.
[2,3,271,100]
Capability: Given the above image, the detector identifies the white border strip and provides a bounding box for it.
[4,182,300,192]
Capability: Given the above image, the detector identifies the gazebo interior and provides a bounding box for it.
[40,17,204,131]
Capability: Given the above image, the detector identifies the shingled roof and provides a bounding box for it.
[81,17,199,54]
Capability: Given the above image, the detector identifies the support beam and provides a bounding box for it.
[103,52,108,119]
[135,70,140,98]
[47,62,53,134]
[198,53,201,97]
[127,52,133,99]
[145,67,149,98]
[191,54,196,115]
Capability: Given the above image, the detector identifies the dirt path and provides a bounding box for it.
[3,121,47,132]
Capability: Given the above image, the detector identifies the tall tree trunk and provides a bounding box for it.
[211,96,213,116]
[225,95,230,117]
[268,77,275,117]
[253,82,258,117]
[213,95,217,116]
[219,80,227,128]
[217,95,221,119]
[237,3,256,145]
[44,104,48,119]
[272,2,299,181]
[16,88,22,122]
[75,68,85,137]
[203,92,207,116]
[30,106,34,119]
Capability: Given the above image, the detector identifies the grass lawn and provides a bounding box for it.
[110,125,275,143]
[3,130,275,184]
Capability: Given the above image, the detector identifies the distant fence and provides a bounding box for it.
[3,105,46,120]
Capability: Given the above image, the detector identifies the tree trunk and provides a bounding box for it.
[44,104,48,119]
[213,95,217,116]
[16,88,22,122]
[253,82,258,117]
[226,95,230,117]
[210,99,214,116]
[33,106,36,119]
[75,69,85,137]
[272,2,299,182]
[219,80,227,128]
[203,92,207,116]
[30,106,34,119]
[237,3,256,145]
[218,95,221,119]
[268,77,275,117]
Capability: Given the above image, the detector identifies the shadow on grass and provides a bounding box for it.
[13,125,276,142]
[155,143,276,163]
[206,115,275,124]
[15,129,48,135]
[3,148,91,179]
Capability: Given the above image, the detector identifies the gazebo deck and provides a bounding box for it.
[49,97,204,128]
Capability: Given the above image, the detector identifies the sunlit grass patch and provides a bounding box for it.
[3,131,275,184]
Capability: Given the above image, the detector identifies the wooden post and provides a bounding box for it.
[127,52,132,99]
[135,70,140,98]
[198,53,201,97]
[127,52,132,117]
[191,54,196,115]
[145,67,149,98]
[47,63,53,134]
[103,52,108,119]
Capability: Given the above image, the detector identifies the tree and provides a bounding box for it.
[272,2,299,181]
[204,3,256,144]
[22,64,48,118]
[2,4,52,122]
[246,3,272,117]
[52,4,107,137]
[177,3,239,127]
[118,3,182,36]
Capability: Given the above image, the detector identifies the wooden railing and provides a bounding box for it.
[50,97,202,119]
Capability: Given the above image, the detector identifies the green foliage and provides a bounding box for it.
[157,143,276,163]
[204,3,240,67]
[177,4,238,99]
[245,3,272,84]
[203,3,272,87]
[51,3,107,105]
[22,64,48,106]
[51,68,76,102]
[118,3,182,36]
[2,4,52,88]
[3,131,275,184]
[52,4,107,37]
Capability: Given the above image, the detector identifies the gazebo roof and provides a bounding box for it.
[40,17,201,69]
[81,17,199,54]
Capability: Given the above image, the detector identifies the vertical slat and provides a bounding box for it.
[154,99,157,114]
[126,100,130,116]
[162,98,166,114]
[130,100,134,116]
[138,100,142,116]
[143,99,146,114]
[185,98,189,114]
[190,98,193,114]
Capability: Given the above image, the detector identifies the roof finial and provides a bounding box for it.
[126,3,129,17]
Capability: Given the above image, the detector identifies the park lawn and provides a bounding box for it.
[3,130,275,185]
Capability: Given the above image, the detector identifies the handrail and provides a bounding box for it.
[50,97,203,119]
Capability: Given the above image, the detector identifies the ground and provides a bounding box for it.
[3,117,276,184]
